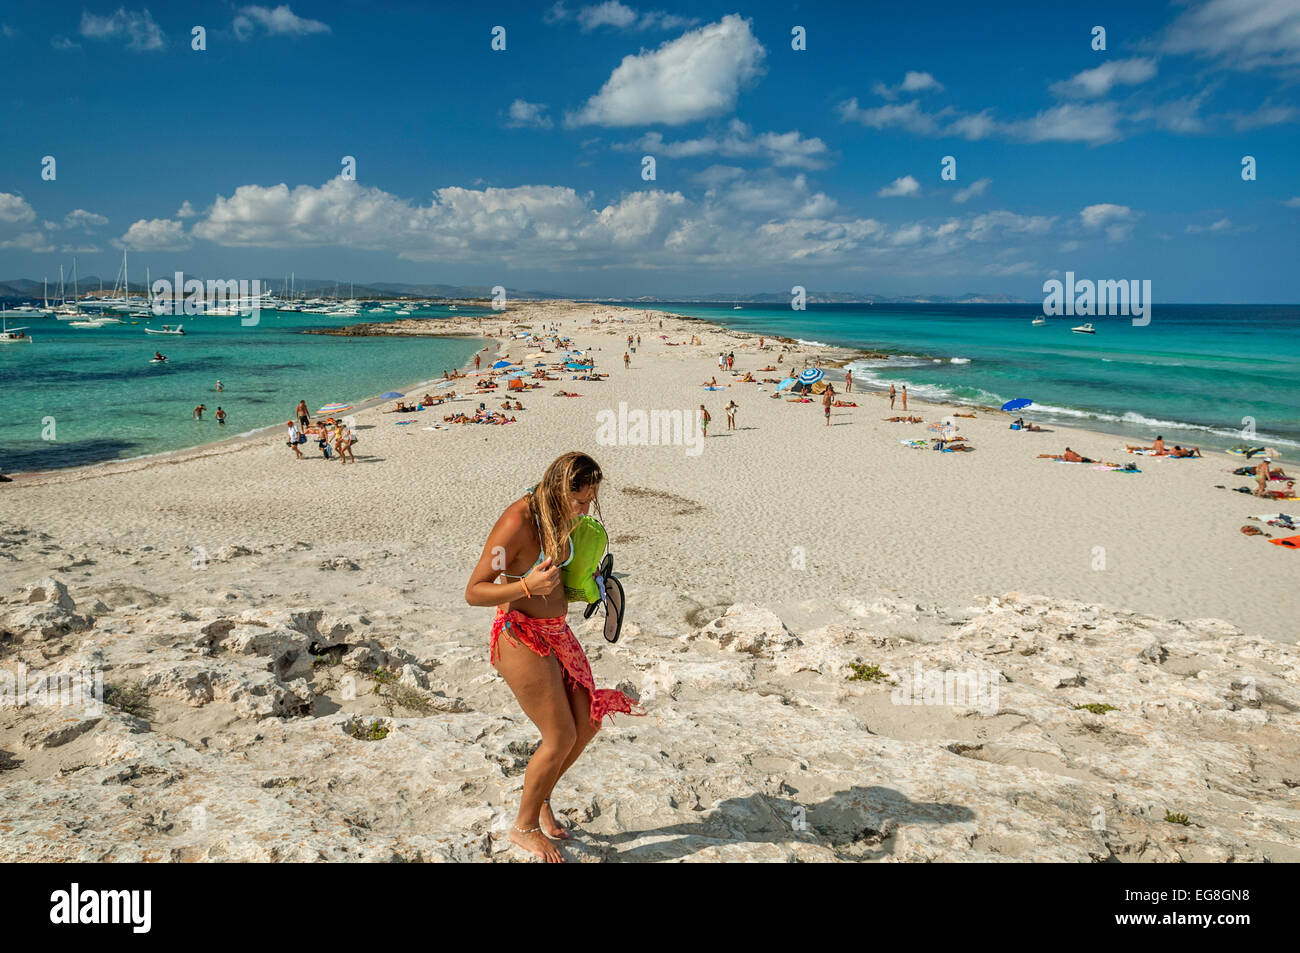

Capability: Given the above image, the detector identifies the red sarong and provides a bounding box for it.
[490,607,644,729]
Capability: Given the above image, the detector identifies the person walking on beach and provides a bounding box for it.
[215,407,226,426]
[623,351,630,369]
[725,400,738,431]
[822,384,835,426]
[464,452,642,863]
[1255,457,1272,497]
[193,404,206,420]
[295,399,309,430]
[901,385,908,412]
[845,369,853,394]
[286,420,303,459]
[700,404,710,438]
[717,353,725,373]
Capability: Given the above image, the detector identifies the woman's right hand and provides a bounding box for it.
[524,557,560,596]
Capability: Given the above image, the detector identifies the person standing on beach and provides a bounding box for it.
[286,420,303,459]
[295,399,309,430]
[475,354,481,370]
[845,370,853,394]
[901,385,908,411]
[822,384,835,426]
[889,384,896,409]
[725,400,738,431]
[700,404,710,438]
[623,351,630,369]
[1255,457,1272,497]
[464,452,642,863]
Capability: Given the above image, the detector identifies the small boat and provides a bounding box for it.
[1,317,33,343]
[732,305,743,310]
[448,305,459,311]
[145,324,186,335]
[1031,316,1046,326]
[1071,323,1096,334]
[69,318,111,328]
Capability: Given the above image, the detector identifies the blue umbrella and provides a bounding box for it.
[776,377,797,391]
[1001,398,1033,412]
[380,391,404,399]
[797,368,825,385]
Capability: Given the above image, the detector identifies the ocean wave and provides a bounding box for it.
[795,338,829,346]
[949,357,971,364]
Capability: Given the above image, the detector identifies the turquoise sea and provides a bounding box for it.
[0,307,487,472]
[629,303,1300,453]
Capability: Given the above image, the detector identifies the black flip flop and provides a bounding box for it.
[584,554,614,620]
[602,574,625,644]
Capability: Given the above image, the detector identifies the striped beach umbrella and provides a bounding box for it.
[797,368,825,385]
[318,402,353,414]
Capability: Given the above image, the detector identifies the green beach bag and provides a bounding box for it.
[562,514,608,603]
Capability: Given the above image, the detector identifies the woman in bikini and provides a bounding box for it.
[465,452,642,863]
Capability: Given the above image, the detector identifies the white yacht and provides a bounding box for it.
[1071,323,1096,334]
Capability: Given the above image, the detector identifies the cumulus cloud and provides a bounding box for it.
[63,209,109,230]
[878,175,921,198]
[118,218,191,250]
[79,7,164,51]
[841,99,1123,144]
[234,5,330,40]
[178,173,1063,275]
[872,70,944,100]
[1079,203,1136,241]
[1050,58,1157,98]
[838,99,946,135]
[625,120,829,169]
[952,177,991,203]
[568,15,765,126]
[558,1,699,32]
[505,99,554,129]
[176,200,197,218]
[0,193,36,224]
[1162,0,1300,70]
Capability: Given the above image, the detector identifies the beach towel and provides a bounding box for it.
[899,439,927,448]
[1269,535,1300,548]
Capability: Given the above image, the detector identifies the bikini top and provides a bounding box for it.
[499,487,574,579]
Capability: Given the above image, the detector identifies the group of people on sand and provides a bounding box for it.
[286,399,355,463]
[1126,435,1201,457]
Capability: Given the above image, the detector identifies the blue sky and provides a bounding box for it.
[1,0,1298,300]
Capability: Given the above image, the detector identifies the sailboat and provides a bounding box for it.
[0,312,33,343]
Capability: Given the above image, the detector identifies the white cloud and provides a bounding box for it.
[572,2,698,32]
[1230,102,1299,129]
[0,231,55,252]
[51,35,80,50]
[63,209,109,230]
[1079,203,1132,229]
[118,218,191,251]
[952,177,991,203]
[1050,58,1157,98]
[568,15,765,127]
[841,99,1123,144]
[0,193,36,224]
[1059,240,1081,252]
[983,260,1037,276]
[60,244,102,254]
[1162,0,1300,70]
[1284,196,1300,207]
[872,70,944,100]
[878,175,921,198]
[177,200,197,218]
[179,173,1064,275]
[505,99,554,129]
[80,7,164,51]
[1186,217,1233,233]
[627,120,829,169]
[234,5,330,41]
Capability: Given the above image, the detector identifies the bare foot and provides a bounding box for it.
[509,826,566,863]
[540,802,571,839]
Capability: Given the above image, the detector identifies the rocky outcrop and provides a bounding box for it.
[1,580,1297,862]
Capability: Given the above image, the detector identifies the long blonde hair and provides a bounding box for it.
[529,452,603,563]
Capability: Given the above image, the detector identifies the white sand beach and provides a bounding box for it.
[2,301,1297,862]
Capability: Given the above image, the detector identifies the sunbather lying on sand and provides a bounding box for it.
[759,365,776,372]
[1168,445,1202,457]
[954,413,976,418]
[554,390,581,397]
[1039,448,1093,463]
[833,400,858,407]
[883,416,924,423]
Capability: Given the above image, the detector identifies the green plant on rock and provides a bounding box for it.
[848,663,888,683]
[1073,703,1118,715]
[104,682,155,719]
[1164,811,1191,826]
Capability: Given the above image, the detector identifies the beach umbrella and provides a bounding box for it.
[1001,398,1033,412]
[797,368,825,385]
[380,391,404,399]
[318,402,353,414]
[776,377,797,391]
